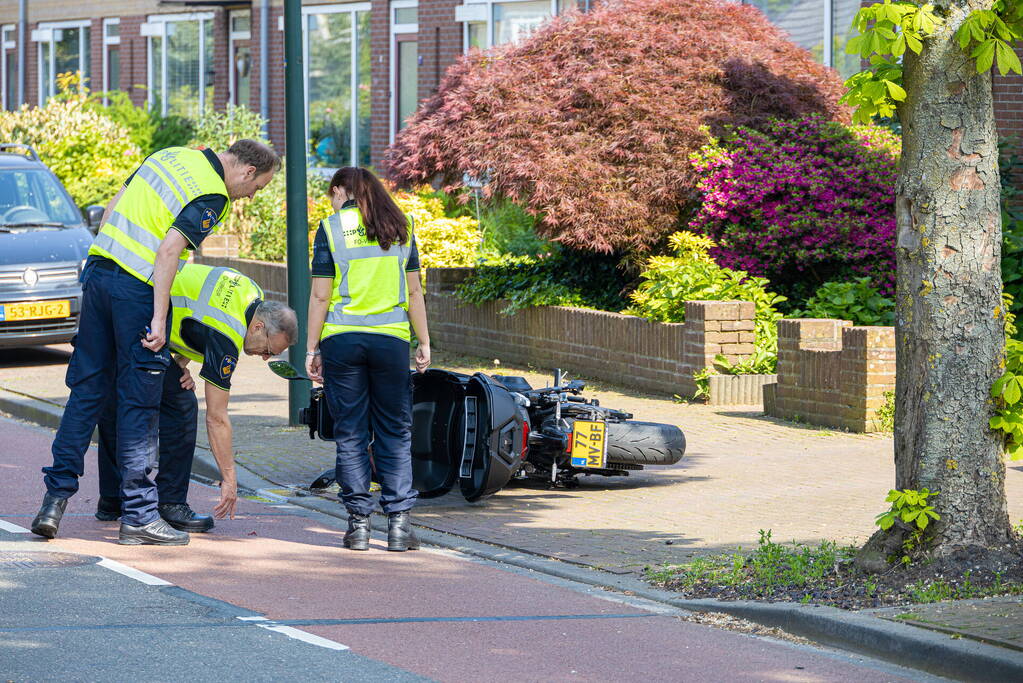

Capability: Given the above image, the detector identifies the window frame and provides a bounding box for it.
[34,19,91,106]
[228,9,252,107]
[301,2,373,171]
[102,18,120,106]
[458,0,559,52]
[390,0,419,145]
[1,23,14,111]
[144,11,216,117]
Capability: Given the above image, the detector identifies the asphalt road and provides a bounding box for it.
[0,415,945,682]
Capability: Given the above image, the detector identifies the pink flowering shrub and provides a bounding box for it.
[689,115,899,299]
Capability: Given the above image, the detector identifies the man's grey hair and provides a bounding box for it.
[255,300,299,345]
[227,139,281,174]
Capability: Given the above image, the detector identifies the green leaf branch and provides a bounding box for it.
[840,1,941,124]
[841,0,1023,124]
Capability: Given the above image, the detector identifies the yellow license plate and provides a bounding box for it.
[570,420,607,469]
[1,300,71,322]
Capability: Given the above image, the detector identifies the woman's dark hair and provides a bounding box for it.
[329,167,408,250]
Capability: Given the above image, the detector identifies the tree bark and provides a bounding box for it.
[889,1,1013,554]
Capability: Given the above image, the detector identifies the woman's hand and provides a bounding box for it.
[415,342,431,373]
[306,352,323,384]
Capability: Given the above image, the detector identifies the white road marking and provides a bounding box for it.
[0,520,30,533]
[237,616,269,621]
[254,623,349,651]
[96,557,172,586]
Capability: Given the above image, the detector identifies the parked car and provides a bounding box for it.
[0,144,104,349]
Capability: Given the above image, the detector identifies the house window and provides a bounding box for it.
[303,4,372,168]
[457,0,569,52]
[103,19,120,104]
[229,10,252,107]
[743,0,863,79]
[144,13,215,119]
[1,25,15,111]
[34,21,91,104]
[391,0,419,144]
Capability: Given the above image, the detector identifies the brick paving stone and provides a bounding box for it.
[867,597,1023,651]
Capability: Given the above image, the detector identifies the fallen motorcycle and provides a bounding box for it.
[271,362,686,502]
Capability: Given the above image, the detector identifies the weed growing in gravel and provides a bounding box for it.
[648,531,1023,608]
[645,530,857,599]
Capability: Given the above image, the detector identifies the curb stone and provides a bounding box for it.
[3,386,1022,680]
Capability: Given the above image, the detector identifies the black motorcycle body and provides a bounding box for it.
[301,368,686,502]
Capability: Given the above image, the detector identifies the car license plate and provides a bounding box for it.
[0,300,71,322]
[570,420,607,469]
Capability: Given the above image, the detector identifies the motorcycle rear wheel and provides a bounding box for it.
[605,421,685,465]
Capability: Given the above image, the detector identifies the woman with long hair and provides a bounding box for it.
[305,167,430,551]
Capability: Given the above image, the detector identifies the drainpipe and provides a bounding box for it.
[260,0,269,135]
[17,0,26,106]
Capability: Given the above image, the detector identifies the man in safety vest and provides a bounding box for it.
[93,265,298,532]
[32,140,280,546]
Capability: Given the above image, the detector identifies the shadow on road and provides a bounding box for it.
[0,345,71,369]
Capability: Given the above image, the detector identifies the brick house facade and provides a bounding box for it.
[0,0,1021,170]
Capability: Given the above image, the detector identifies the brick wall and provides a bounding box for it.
[425,268,757,397]
[766,319,895,432]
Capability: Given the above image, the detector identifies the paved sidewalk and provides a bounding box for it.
[4,343,1023,666]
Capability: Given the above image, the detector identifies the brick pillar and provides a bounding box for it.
[212,9,230,112]
[370,0,390,168]
[840,326,896,432]
[120,16,148,108]
[682,300,756,372]
[418,0,462,101]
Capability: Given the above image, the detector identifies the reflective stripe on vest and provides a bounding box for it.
[169,264,262,363]
[89,147,230,283]
[322,210,411,328]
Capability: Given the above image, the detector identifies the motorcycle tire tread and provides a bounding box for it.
[605,420,686,466]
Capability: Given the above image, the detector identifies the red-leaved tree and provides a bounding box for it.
[384,0,851,253]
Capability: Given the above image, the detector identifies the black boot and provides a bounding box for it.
[31,493,69,539]
[159,503,214,533]
[387,511,420,552]
[95,496,121,522]
[119,518,189,546]
[343,512,371,551]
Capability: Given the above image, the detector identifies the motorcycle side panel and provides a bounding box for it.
[409,370,525,502]
[459,374,526,502]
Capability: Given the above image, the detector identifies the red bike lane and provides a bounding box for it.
[0,416,925,682]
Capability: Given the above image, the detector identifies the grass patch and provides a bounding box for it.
[646,530,856,600]
[646,529,1023,609]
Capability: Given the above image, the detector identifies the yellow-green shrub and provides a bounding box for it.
[394,188,482,271]
[0,73,142,209]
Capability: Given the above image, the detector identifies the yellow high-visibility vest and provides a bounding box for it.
[89,147,230,283]
[169,264,263,364]
[319,207,414,342]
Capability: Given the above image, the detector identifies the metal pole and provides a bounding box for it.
[17,0,25,106]
[259,0,269,135]
[284,0,310,425]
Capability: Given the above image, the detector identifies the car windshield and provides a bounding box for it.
[0,168,81,227]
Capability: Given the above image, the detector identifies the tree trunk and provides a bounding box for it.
[886,2,1013,555]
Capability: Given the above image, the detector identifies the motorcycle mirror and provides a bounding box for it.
[267,360,309,381]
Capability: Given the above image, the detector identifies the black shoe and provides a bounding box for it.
[387,511,420,552]
[95,496,121,522]
[118,518,190,546]
[31,493,68,539]
[159,503,214,533]
[343,513,371,551]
